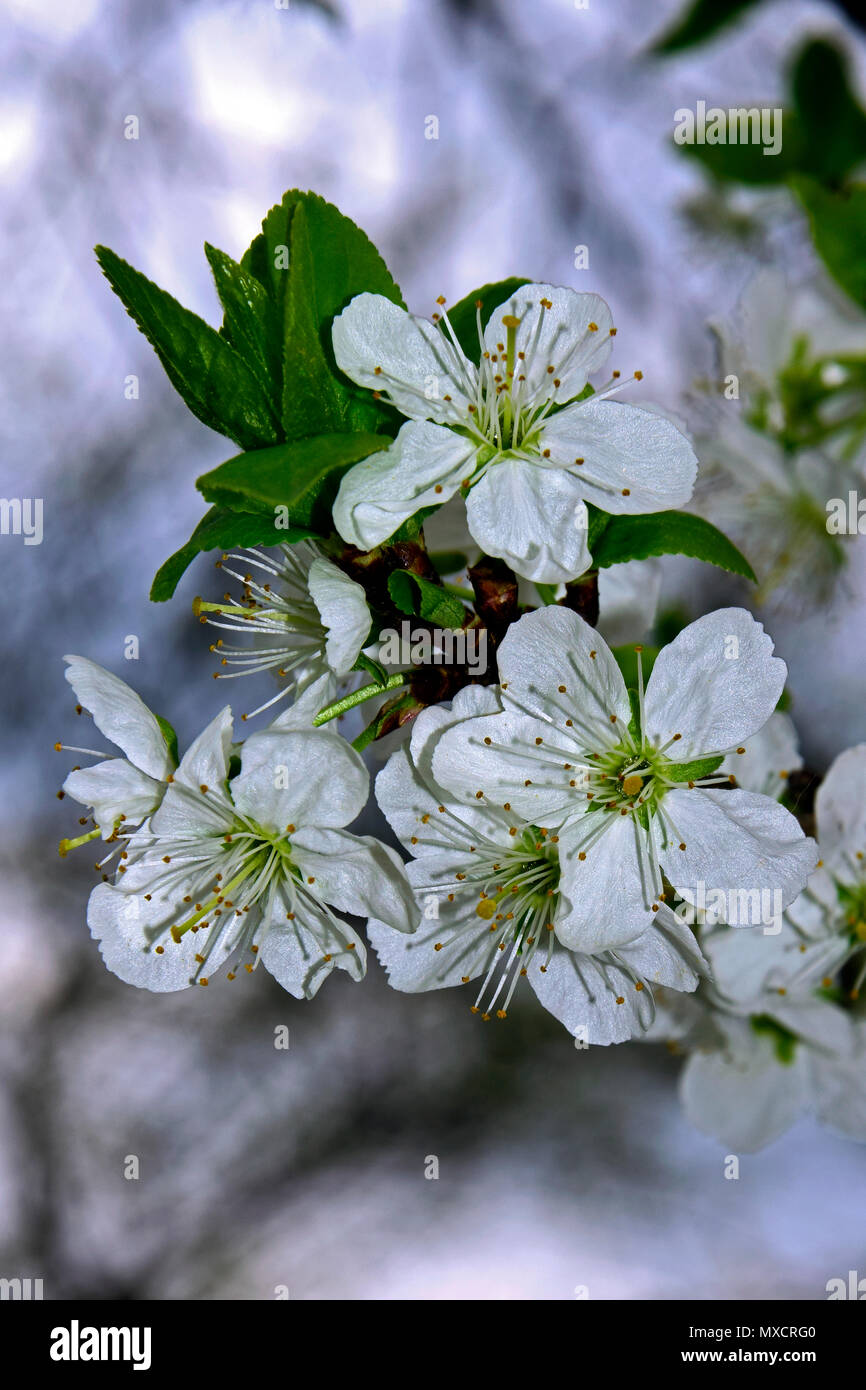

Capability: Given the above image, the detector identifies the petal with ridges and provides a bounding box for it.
[659,788,818,915]
[483,284,613,405]
[291,826,419,933]
[333,419,477,550]
[307,557,371,677]
[232,729,368,833]
[465,458,592,583]
[644,609,786,760]
[540,399,697,513]
[64,655,174,781]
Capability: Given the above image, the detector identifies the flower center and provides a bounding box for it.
[193,543,328,719]
[467,827,561,1019]
[433,294,619,464]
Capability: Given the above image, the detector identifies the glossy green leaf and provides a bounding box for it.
[443,278,531,361]
[205,242,281,400]
[793,178,866,308]
[791,40,866,185]
[240,190,404,440]
[387,571,468,628]
[150,505,316,602]
[591,512,756,581]
[197,432,389,531]
[95,245,281,449]
[651,0,761,54]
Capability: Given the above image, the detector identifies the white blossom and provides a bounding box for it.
[429,606,817,950]
[58,656,175,847]
[368,685,706,1043]
[86,706,418,996]
[331,283,697,583]
[194,540,371,719]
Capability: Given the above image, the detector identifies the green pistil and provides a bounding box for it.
[59,826,105,857]
[169,830,298,944]
[193,598,255,620]
[480,830,560,927]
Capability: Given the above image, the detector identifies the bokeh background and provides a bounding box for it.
[2,0,866,1299]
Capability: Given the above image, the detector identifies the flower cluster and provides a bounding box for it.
[58,190,866,1152]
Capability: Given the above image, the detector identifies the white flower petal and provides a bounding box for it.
[496,605,631,732]
[680,1034,810,1151]
[644,609,786,759]
[812,1025,866,1141]
[430,708,577,822]
[556,811,654,950]
[815,743,866,874]
[785,865,840,939]
[291,827,419,933]
[259,883,365,999]
[307,557,371,677]
[63,655,174,780]
[408,682,502,783]
[701,922,808,1005]
[769,998,856,1056]
[375,743,506,854]
[721,711,802,800]
[526,945,651,1045]
[173,705,234,794]
[332,291,475,423]
[596,559,662,648]
[465,458,592,583]
[539,399,697,512]
[231,729,368,832]
[87,882,234,992]
[617,903,707,992]
[483,284,613,405]
[368,868,491,991]
[267,673,337,731]
[659,788,818,914]
[333,419,477,550]
[63,758,165,837]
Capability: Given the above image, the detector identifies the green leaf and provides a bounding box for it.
[94,245,281,449]
[387,571,468,628]
[429,549,469,575]
[534,583,560,607]
[197,431,389,531]
[443,278,531,361]
[205,242,281,401]
[154,714,179,767]
[793,178,866,308]
[673,39,866,187]
[791,40,866,185]
[241,190,404,440]
[150,505,316,602]
[678,133,797,186]
[666,755,725,783]
[591,512,756,582]
[282,193,405,437]
[585,501,611,552]
[651,0,762,54]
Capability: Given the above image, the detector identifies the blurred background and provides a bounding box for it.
[2,0,866,1299]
